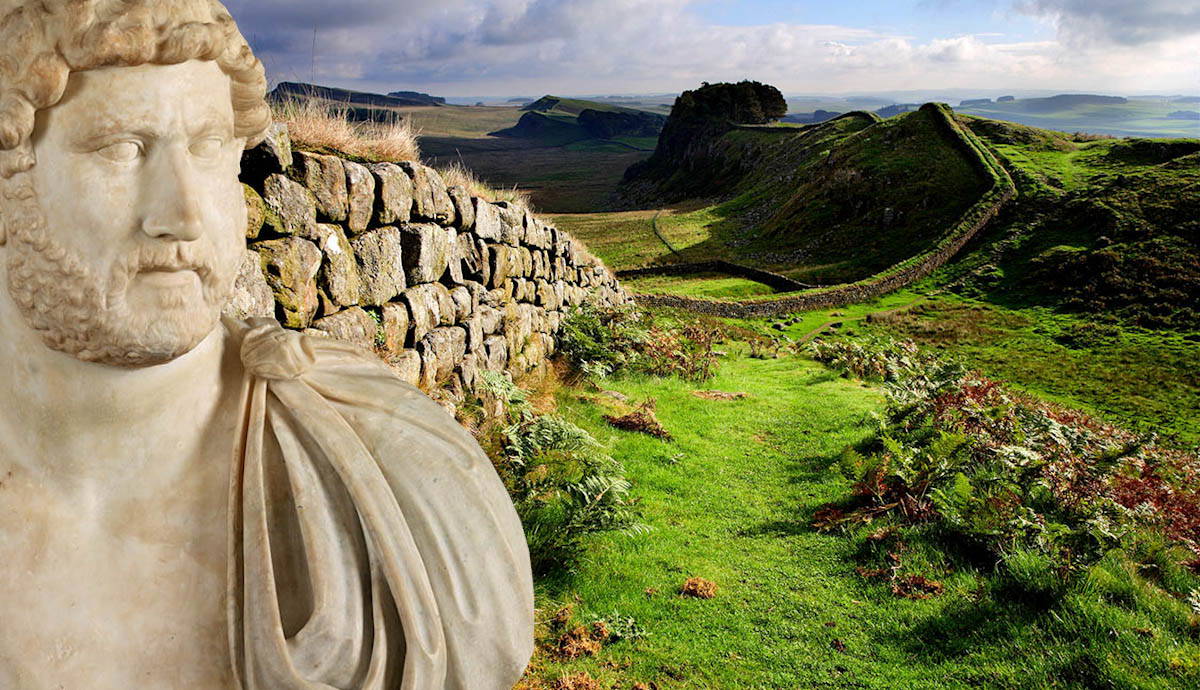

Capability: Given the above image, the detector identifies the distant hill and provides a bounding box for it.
[493,95,666,147]
[876,103,920,118]
[269,81,443,108]
[386,90,446,106]
[783,109,841,124]
[1015,94,1127,113]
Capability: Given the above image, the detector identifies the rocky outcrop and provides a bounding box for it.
[230,124,633,410]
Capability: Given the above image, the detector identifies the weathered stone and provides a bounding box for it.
[261,174,317,237]
[254,236,321,328]
[472,199,503,241]
[399,162,455,225]
[488,245,519,288]
[290,151,348,222]
[448,186,475,230]
[351,227,406,305]
[388,349,422,386]
[243,184,265,239]
[476,238,492,286]
[240,121,291,183]
[343,160,376,234]
[418,326,467,389]
[444,228,464,284]
[535,280,562,310]
[381,302,410,353]
[483,334,508,371]
[457,233,483,282]
[400,223,451,284]
[462,280,486,312]
[368,162,414,225]
[478,305,503,335]
[403,282,454,343]
[463,312,486,354]
[223,249,274,320]
[449,286,472,322]
[306,224,360,308]
[311,307,377,350]
[456,352,480,393]
[519,247,533,277]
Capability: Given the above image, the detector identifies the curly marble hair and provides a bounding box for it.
[0,0,271,181]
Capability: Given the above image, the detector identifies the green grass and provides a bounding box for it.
[526,323,1200,688]
[809,294,1200,446]
[622,272,779,299]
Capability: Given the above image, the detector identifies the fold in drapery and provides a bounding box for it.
[224,317,534,690]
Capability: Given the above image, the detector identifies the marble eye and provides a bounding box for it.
[191,136,225,158]
[98,141,142,163]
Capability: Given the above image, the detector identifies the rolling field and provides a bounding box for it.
[958,99,1200,138]
[397,103,655,212]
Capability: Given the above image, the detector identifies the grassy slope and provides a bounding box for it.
[768,292,1200,446]
[525,318,1199,688]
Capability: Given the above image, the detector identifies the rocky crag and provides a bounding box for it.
[228,124,633,412]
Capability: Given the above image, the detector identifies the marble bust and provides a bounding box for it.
[0,2,534,688]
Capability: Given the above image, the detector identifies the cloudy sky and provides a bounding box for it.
[222,0,1199,98]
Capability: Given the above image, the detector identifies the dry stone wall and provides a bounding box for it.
[227,123,633,408]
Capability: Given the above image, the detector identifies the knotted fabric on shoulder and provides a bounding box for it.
[225,316,534,689]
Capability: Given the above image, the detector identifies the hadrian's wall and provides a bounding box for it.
[226,124,634,410]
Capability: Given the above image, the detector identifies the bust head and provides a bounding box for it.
[0,0,270,367]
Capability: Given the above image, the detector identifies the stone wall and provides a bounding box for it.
[226,124,634,409]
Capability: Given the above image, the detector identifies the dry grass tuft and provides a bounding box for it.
[553,672,600,690]
[270,95,421,162]
[680,576,718,599]
[437,159,533,211]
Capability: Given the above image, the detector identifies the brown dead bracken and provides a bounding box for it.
[691,390,749,401]
[680,577,718,599]
[555,625,604,659]
[604,399,672,440]
[553,672,600,690]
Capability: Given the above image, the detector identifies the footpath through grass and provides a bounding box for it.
[524,335,1199,689]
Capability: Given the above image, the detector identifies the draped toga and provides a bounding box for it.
[225,316,534,689]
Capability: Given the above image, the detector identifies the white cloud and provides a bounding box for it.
[221,0,1199,97]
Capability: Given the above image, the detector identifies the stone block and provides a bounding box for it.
[309,223,360,308]
[311,307,377,350]
[381,302,410,353]
[483,334,508,371]
[449,286,473,322]
[343,160,376,234]
[448,186,475,230]
[243,184,265,239]
[400,223,452,284]
[261,173,317,237]
[351,227,406,306]
[290,151,348,222]
[368,162,414,225]
[402,282,455,343]
[388,349,421,386]
[472,199,503,241]
[488,244,519,288]
[239,122,291,183]
[418,326,467,389]
[399,162,455,225]
[223,248,275,321]
[253,236,322,328]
